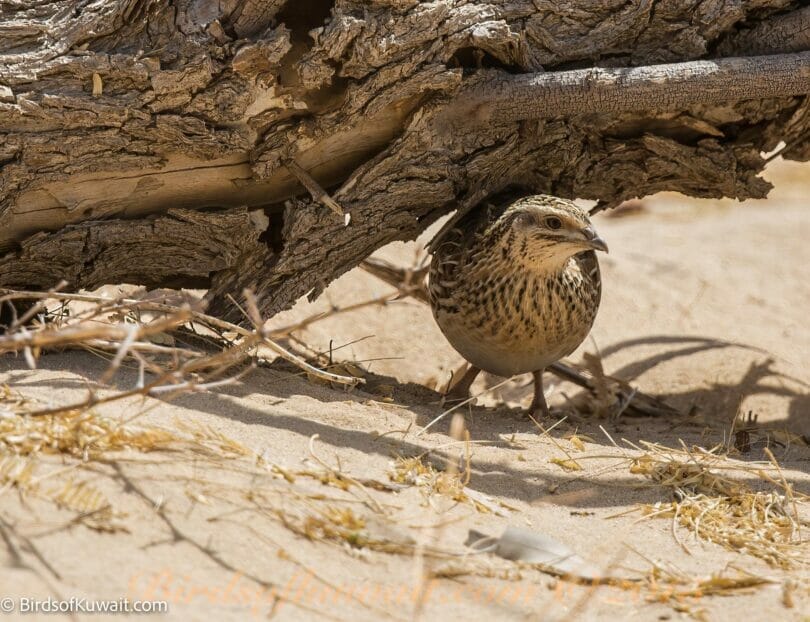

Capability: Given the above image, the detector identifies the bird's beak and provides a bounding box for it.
[582,225,609,253]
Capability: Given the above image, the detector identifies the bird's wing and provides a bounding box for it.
[428,202,502,306]
[428,224,468,306]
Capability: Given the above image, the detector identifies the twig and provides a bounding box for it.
[7,280,69,330]
[0,289,362,387]
[285,159,345,217]
[418,376,514,435]
[268,293,400,337]
[0,309,192,354]
[360,257,430,302]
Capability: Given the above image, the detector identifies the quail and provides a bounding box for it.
[428,194,608,416]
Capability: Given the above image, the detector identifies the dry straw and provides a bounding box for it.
[628,441,808,569]
[0,287,356,533]
[1,279,807,617]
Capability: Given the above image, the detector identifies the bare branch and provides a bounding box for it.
[0,288,364,388]
[446,52,810,126]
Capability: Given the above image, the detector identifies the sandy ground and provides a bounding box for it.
[1,159,809,621]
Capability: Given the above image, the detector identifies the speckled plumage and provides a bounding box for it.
[428,194,606,414]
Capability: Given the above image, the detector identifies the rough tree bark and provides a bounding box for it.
[1,1,808,323]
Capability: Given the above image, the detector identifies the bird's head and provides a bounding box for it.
[495,195,608,269]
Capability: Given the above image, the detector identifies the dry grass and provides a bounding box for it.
[628,442,808,569]
[1,283,807,619]
[0,378,256,532]
[0,287,358,535]
[388,450,513,516]
[0,385,178,458]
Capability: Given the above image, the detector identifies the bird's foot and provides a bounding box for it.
[440,387,475,408]
[526,369,552,420]
[440,365,481,408]
[525,401,551,421]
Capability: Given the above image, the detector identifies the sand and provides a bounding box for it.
[1,159,808,621]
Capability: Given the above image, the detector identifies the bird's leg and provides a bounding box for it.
[443,364,481,403]
[528,369,551,417]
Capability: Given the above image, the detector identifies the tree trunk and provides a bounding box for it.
[1,1,809,322]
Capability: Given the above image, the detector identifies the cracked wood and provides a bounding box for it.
[0,0,808,323]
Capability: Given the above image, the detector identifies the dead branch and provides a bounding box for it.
[0,288,364,389]
[447,52,810,126]
[1,1,809,321]
[285,159,345,218]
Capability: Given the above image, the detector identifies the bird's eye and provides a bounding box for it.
[544,216,563,230]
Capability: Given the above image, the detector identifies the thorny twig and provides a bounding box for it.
[0,288,362,389]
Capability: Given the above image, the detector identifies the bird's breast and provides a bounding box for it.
[431,259,600,377]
